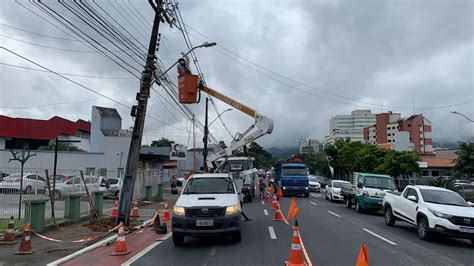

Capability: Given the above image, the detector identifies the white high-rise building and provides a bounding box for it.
[299,138,321,154]
[324,110,376,145]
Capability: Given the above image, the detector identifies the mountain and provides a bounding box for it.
[267,146,299,160]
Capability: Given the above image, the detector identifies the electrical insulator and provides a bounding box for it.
[131,105,138,117]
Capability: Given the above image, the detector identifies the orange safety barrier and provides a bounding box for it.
[356,244,369,266]
[0,216,17,245]
[111,199,119,218]
[110,222,131,256]
[285,226,307,266]
[130,201,140,218]
[15,224,34,255]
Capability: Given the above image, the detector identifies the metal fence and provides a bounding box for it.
[0,166,165,232]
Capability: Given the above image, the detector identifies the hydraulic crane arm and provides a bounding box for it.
[202,85,274,168]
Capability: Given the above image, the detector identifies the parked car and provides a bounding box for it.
[314,175,327,189]
[52,176,108,200]
[49,175,73,184]
[308,175,321,192]
[105,177,122,199]
[0,173,47,194]
[383,185,474,244]
[0,172,9,181]
[326,180,351,202]
[452,183,474,203]
[454,180,474,185]
[171,173,242,246]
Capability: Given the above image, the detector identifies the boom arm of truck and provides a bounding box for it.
[201,85,274,169]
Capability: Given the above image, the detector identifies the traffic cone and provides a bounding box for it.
[265,194,271,204]
[130,201,140,218]
[285,226,307,266]
[356,244,369,266]
[15,224,34,255]
[1,216,17,245]
[110,222,131,256]
[271,196,279,210]
[162,202,171,221]
[152,209,161,232]
[111,199,119,218]
[273,207,284,221]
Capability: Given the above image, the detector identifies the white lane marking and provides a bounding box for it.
[261,200,265,205]
[327,211,341,217]
[268,226,277,239]
[362,228,398,246]
[310,193,321,198]
[122,232,172,266]
[264,209,269,216]
[310,201,318,206]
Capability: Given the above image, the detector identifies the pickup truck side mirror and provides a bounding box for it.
[407,195,418,202]
[357,183,363,189]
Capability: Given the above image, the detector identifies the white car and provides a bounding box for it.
[52,176,108,199]
[171,173,242,246]
[326,180,351,202]
[0,173,47,194]
[384,185,474,244]
[308,175,321,192]
[105,177,122,199]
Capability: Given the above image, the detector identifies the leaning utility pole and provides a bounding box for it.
[203,97,209,172]
[116,0,162,226]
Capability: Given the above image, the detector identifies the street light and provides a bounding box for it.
[156,41,217,80]
[209,108,233,127]
[451,111,474,123]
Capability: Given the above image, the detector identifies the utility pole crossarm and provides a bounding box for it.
[202,85,256,118]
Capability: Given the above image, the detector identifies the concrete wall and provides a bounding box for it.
[90,107,105,153]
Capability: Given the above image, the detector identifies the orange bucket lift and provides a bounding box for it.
[178,74,199,104]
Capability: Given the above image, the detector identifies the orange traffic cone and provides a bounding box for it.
[273,207,285,221]
[265,194,271,204]
[162,202,171,221]
[356,244,369,266]
[130,201,140,218]
[1,216,17,245]
[285,226,307,266]
[271,196,279,210]
[15,224,34,255]
[110,222,131,256]
[111,199,119,218]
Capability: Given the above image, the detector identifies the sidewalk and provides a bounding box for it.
[0,189,178,266]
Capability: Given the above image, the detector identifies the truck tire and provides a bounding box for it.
[345,196,352,208]
[231,231,242,243]
[173,233,184,246]
[355,199,364,213]
[384,206,396,226]
[417,217,431,241]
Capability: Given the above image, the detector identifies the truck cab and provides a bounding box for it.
[276,163,309,197]
[217,156,257,202]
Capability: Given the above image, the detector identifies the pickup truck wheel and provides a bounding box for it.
[355,200,363,213]
[384,207,396,226]
[345,197,352,208]
[173,234,184,246]
[417,217,431,241]
[231,231,242,243]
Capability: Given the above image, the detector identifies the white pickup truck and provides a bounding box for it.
[383,185,474,244]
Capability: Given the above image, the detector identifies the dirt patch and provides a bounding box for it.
[83,217,116,232]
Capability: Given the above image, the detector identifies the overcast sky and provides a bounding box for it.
[0,0,472,149]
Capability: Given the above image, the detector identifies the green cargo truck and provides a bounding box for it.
[341,172,397,213]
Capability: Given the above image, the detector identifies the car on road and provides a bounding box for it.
[383,185,474,244]
[308,175,321,192]
[313,175,327,189]
[104,177,122,199]
[171,173,242,246]
[0,173,47,194]
[452,183,474,204]
[326,180,351,202]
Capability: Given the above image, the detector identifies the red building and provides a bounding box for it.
[0,115,90,150]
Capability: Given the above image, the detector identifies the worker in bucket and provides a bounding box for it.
[177,52,191,76]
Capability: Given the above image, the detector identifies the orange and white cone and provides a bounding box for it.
[285,226,307,266]
[111,199,119,218]
[110,222,131,256]
[1,216,17,245]
[265,194,271,204]
[15,224,34,255]
[356,244,369,266]
[273,207,284,221]
[271,196,279,210]
[130,201,140,218]
[162,202,171,221]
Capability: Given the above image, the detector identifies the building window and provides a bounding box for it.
[393,139,395,142]
[422,170,429,176]
[432,170,440,177]
[388,133,391,136]
[85,167,96,175]
[388,140,391,143]
[98,168,107,176]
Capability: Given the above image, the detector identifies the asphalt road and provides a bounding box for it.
[132,191,474,266]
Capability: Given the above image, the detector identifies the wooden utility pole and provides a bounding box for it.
[116,0,163,226]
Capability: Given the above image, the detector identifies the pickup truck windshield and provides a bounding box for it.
[332,181,348,188]
[282,168,307,176]
[420,189,469,207]
[364,177,396,190]
[183,177,235,194]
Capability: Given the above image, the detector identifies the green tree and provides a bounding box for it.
[302,152,330,176]
[151,138,174,147]
[38,142,84,152]
[455,142,474,178]
[374,151,420,178]
[247,142,274,169]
